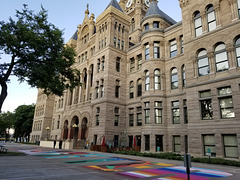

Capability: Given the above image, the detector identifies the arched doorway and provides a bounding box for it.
[81,118,88,140]
[71,116,79,140]
[63,120,68,140]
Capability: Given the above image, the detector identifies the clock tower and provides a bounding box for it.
[123,0,154,44]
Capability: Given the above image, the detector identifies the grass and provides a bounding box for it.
[110,150,240,167]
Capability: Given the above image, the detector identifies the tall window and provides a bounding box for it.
[145,44,150,60]
[198,49,210,76]
[182,66,186,87]
[155,101,162,124]
[145,102,150,124]
[145,135,150,151]
[171,68,178,89]
[137,54,142,70]
[121,41,124,50]
[115,80,120,98]
[96,81,99,99]
[206,4,216,31]
[235,37,240,66]
[203,135,216,157]
[114,107,119,126]
[223,135,238,158]
[180,35,184,53]
[172,101,180,124]
[154,42,160,58]
[114,37,116,47]
[200,90,213,120]
[102,56,105,71]
[194,11,202,37]
[215,43,229,72]
[97,59,100,73]
[131,18,135,31]
[153,21,159,28]
[218,87,235,118]
[96,107,100,126]
[118,39,120,49]
[154,69,161,90]
[183,100,188,124]
[137,79,142,97]
[137,106,142,126]
[173,136,181,152]
[116,57,120,72]
[130,58,135,73]
[170,39,177,58]
[145,70,150,91]
[144,23,149,30]
[100,79,104,97]
[238,0,240,18]
[129,108,134,126]
[129,81,134,99]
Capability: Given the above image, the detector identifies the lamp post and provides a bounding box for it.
[46,127,50,140]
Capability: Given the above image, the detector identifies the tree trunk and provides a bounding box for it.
[0,81,8,113]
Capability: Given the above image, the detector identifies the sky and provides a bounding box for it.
[0,0,182,113]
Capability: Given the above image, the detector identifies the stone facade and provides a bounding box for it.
[30,0,240,159]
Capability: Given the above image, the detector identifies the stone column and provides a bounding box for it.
[201,12,207,34]
[226,44,236,69]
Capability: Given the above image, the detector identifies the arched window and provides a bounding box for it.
[131,18,135,31]
[235,37,240,66]
[206,4,216,31]
[129,81,134,99]
[197,49,209,76]
[171,68,178,89]
[182,65,186,87]
[215,43,229,72]
[145,70,150,91]
[154,69,161,90]
[137,79,142,97]
[194,11,202,37]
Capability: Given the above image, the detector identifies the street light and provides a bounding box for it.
[72,124,78,140]
[46,127,50,140]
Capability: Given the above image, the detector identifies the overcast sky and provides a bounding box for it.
[0,0,182,113]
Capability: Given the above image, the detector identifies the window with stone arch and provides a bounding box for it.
[193,11,202,37]
[197,49,210,76]
[235,36,240,66]
[154,69,161,90]
[215,43,229,72]
[206,4,216,32]
[171,68,178,90]
[145,70,150,91]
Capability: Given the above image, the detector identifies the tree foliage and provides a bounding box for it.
[0,4,80,113]
[13,104,35,142]
[0,111,14,138]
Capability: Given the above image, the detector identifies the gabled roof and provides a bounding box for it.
[105,0,123,12]
[144,0,176,25]
[71,30,78,40]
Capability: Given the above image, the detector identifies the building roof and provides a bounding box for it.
[71,30,78,40]
[144,0,176,25]
[105,0,123,12]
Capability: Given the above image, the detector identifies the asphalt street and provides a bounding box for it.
[0,143,240,180]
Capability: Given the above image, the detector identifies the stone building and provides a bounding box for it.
[30,0,240,159]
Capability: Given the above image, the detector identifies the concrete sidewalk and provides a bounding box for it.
[0,143,240,180]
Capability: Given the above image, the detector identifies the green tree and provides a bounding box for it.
[0,111,14,140]
[14,104,35,142]
[0,5,80,113]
